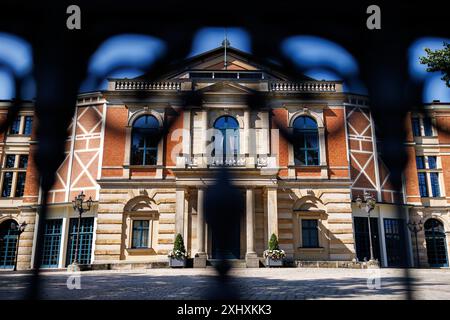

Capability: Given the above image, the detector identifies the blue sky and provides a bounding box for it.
[0,29,448,102]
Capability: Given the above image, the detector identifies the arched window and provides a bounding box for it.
[0,220,18,269]
[293,116,319,166]
[425,219,448,267]
[131,115,160,165]
[212,116,239,161]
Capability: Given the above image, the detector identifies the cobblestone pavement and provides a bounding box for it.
[1,268,449,300]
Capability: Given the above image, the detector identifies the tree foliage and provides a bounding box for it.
[268,233,280,250]
[173,233,186,253]
[419,42,450,87]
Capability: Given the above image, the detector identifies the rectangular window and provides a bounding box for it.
[1,172,13,197]
[416,156,425,169]
[23,116,33,135]
[411,118,421,137]
[10,117,21,134]
[132,220,149,249]
[66,217,94,266]
[18,155,28,169]
[423,117,433,136]
[383,219,408,267]
[5,155,15,168]
[418,172,428,197]
[14,172,26,197]
[301,219,319,248]
[41,219,62,268]
[430,173,441,197]
[428,156,437,169]
[353,217,381,263]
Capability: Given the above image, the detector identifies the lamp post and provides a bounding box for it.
[11,221,27,271]
[407,220,423,268]
[69,191,93,272]
[355,192,377,264]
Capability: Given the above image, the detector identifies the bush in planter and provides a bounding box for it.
[168,234,187,266]
[263,233,286,264]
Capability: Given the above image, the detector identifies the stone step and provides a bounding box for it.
[207,259,247,268]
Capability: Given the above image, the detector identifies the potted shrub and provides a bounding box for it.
[263,233,285,267]
[168,233,188,267]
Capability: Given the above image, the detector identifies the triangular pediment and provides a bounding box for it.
[126,45,316,83]
[197,81,255,94]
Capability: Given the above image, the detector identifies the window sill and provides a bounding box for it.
[297,247,324,253]
[126,248,155,255]
[288,164,327,169]
[125,165,162,169]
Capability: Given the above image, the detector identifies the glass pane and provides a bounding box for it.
[411,118,421,137]
[1,172,13,197]
[23,116,33,135]
[14,172,26,197]
[417,172,428,197]
[302,220,319,248]
[66,218,94,266]
[41,219,62,268]
[423,117,433,136]
[430,173,440,197]
[383,219,407,267]
[293,116,317,129]
[10,117,21,134]
[294,149,306,165]
[18,155,28,169]
[132,220,149,248]
[133,115,159,129]
[306,150,319,165]
[428,156,437,169]
[415,156,425,169]
[305,134,318,148]
[144,148,157,165]
[5,155,15,168]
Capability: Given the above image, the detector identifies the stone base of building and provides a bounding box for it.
[90,261,170,270]
[295,260,379,269]
[193,254,207,268]
[245,253,259,268]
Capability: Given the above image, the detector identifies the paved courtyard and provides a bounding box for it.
[1,268,449,300]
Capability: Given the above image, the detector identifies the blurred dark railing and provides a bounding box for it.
[0,0,448,300]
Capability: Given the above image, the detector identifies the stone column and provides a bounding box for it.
[267,187,278,238]
[201,109,208,167]
[194,188,207,267]
[175,188,186,236]
[246,188,259,267]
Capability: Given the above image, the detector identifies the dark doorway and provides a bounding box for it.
[211,215,240,259]
[425,219,448,267]
[354,217,382,263]
[384,218,408,267]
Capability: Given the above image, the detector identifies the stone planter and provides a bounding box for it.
[169,257,187,268]
[265,257,283,267]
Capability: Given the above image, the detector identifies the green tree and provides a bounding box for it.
[268,233,280,250]
[419,42,450,87]
[173,233,186,254]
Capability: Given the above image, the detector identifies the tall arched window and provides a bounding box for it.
[425,219,448,267]
[293,116,319,166]
[131,115,160,165]
[212,116,239,162]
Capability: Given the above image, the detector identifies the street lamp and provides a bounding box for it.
[69,191,93,272]
[407,220,423,268]
[355,192,377,265]
[11,221,27,271]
